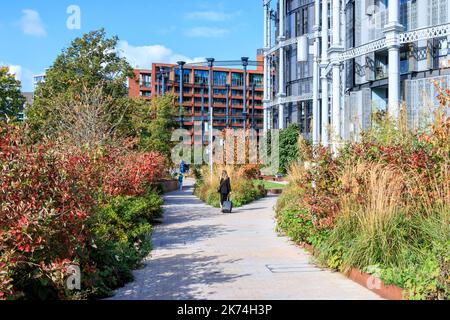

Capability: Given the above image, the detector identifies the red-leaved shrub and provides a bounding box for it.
[0,125,94,299]
[0,124,166,299]
[102,152,165,197]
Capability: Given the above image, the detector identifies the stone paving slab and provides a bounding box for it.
[110,179,382,300]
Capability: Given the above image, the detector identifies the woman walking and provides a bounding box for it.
[178,159,186,191]
[218,170,232,209]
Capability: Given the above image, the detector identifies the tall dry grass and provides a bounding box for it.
[318,159,449,273]
[340,163,405,223]
[279,86,450,298]
[194,165,267,208]
[197,164,246,191]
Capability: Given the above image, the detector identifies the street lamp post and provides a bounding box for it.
[251,83,256,130]
[225,83,230,128]
[242,57,249,131]
[156,71,161,96]
[161,68,166,95]
[207,58,215,180]
[201,83,205,146]
[177,61,185,129]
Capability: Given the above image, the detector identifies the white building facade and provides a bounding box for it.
[263,0,450,146]
[33,74,46,91]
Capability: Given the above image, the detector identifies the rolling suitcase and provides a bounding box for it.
[222,197,233,213]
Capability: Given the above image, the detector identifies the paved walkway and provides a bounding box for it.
[111,179,381,300]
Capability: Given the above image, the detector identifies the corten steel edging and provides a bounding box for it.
[295,242,406,300]
[347,269,405,301]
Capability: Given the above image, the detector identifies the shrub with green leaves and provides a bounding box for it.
[85,193,163,298]
[279,124,300,174]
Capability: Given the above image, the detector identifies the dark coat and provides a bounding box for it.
[218,178,231,195]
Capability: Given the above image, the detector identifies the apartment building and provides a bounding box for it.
[33,74,46,91]
[128,56,265,137]
[263,0,450,146]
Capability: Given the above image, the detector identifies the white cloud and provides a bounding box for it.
[7,65,24,81]
[117,41,205,69]
[184,27,230,38]
[1,63,34,91]
[18,9,47,37]
[185,11,233,22]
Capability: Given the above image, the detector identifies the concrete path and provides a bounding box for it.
[111,179,381,300]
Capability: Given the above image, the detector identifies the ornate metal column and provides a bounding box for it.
[312,0,321,145]
[321,0,330,146]
[263,0,270,133]
[329,0,344,148]
[384,0,402,119]
[277,0,286,130]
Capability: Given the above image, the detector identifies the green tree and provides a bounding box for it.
[138,94,178,160]
[0,66,26,121]
[279,123,300,173]
[26,29,135,140]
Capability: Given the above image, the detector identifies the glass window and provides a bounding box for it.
[250,74,263,87]
[141,74,151,87]
[213,98,226,105]
[194,97,209,104]
[231,99,242,106]
[214,88,227,95]
[231,89,243,96]
[194,87,208,94]
[183,87,192,94]
[302,7,308,34]
[175,69,191,83]
[140,91,151,97]
[194,70,209,84]
[231,73,244,87]
[213,71,227,86]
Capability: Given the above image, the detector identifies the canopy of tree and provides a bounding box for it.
[0,66,26,122]
[26,29,136,142]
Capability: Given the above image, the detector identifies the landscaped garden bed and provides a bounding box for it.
[258,180,286,191]
[0,30,181,300]
[0,123,168,300]
[194,165,267,208]
[275,89,450,300]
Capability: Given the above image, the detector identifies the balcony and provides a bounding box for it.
[140,82,151,88]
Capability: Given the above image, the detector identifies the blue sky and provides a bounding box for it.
[0,0,263,91]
